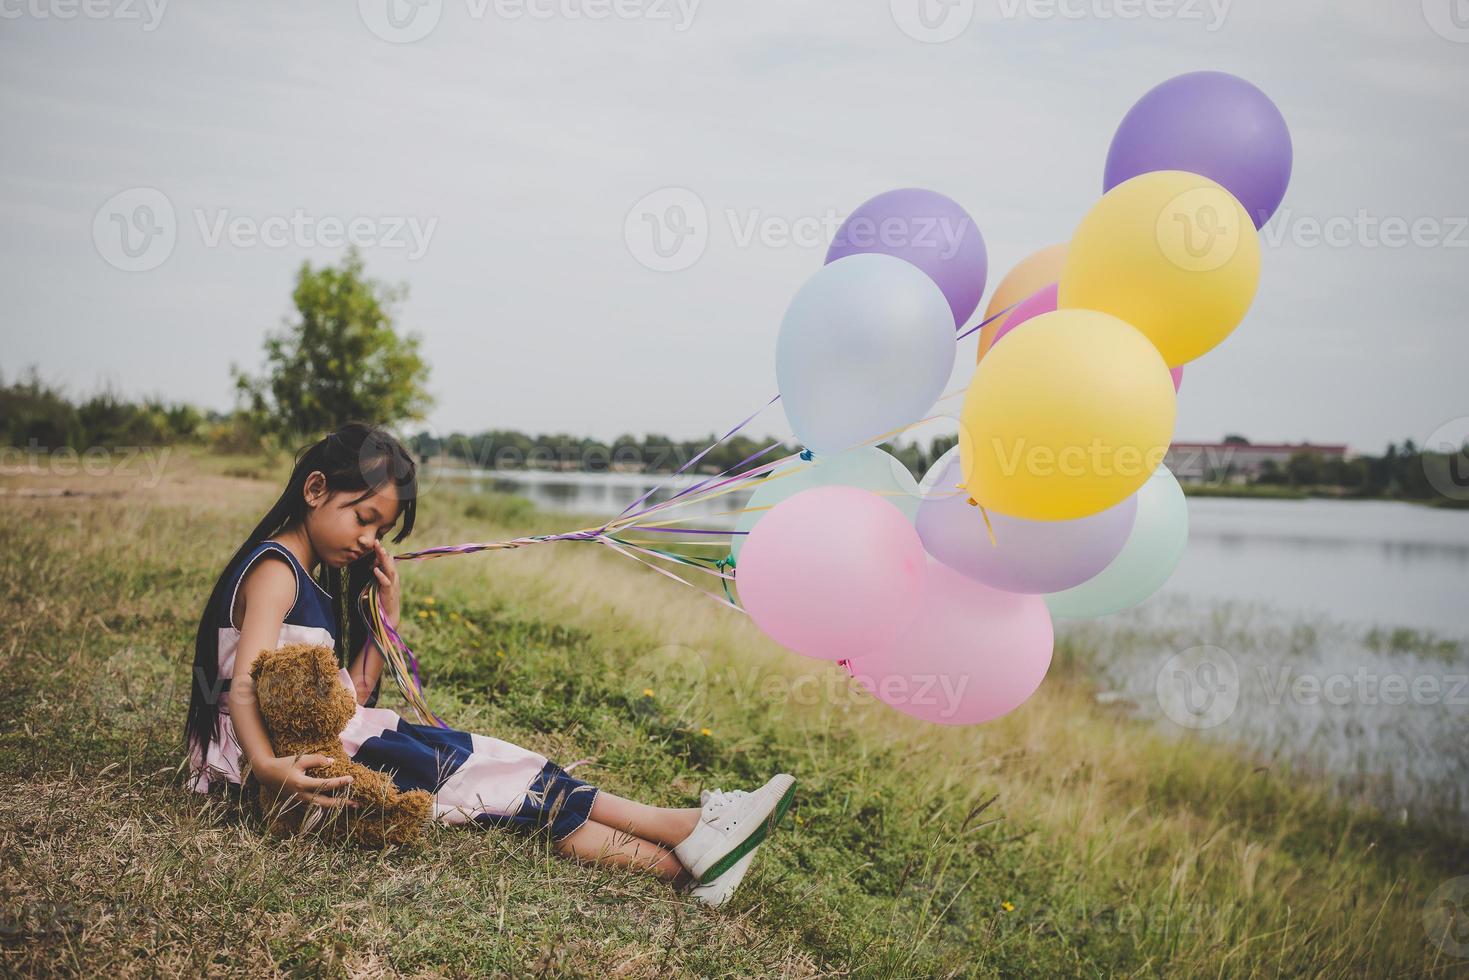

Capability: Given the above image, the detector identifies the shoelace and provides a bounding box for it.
[700,787,749,815]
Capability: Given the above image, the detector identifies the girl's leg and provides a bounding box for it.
[555,819,691,887]
[587,791,701,849]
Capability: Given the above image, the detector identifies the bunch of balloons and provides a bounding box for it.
[733,71,1292,727]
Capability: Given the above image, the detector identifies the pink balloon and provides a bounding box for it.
[992,281,1059,347]
[993,281,1185,392]
[736,485,926,661]
[846,559,1053,725]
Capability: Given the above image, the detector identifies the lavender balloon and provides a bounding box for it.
[1104,71,1292,229]
[915,448,1137,594]
[826,188,988,327]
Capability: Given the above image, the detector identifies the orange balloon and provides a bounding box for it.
[976,244,1066,363]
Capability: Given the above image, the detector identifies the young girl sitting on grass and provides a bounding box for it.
[182,421,795,907]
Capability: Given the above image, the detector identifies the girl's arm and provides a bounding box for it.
[348,637,384,707]
[230,558,357,808]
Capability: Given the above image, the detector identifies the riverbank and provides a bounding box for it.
[1179,482,1469,508]
[1,445,1464,976]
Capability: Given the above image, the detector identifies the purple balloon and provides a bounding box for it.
[916,451,1137,594]
[826,188,987,327]
[1104,71,1292,229]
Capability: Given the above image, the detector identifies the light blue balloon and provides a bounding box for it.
[731,447,921,563]
[1044,465,1189,619]
[776,253,955,456]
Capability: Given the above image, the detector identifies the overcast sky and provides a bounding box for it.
[2,1,1465,455]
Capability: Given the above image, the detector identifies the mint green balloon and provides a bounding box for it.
[730,447,920,563]
[1044,465,1189,619]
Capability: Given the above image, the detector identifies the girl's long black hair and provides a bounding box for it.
[183,421,419,777]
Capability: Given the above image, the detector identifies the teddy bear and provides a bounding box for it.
[244,641,433,849]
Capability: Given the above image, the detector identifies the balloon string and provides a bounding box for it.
[365,299,1022,718]
[597,536,744,611]
[615,393,782,521]
[603,535,736,579]
[979,504,998,548]
[614,301,1015,527]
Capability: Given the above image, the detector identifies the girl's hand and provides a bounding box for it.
[256,753,360,810]
[371,538,401,626]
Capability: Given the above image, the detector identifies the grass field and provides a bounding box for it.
[1,446,1466,977]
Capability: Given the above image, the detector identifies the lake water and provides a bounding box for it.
[449,470,1468,636]
[448,469,1469,824]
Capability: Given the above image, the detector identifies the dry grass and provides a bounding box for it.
[1,445,1466,977]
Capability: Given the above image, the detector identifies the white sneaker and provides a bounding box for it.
[687,842,760,908]
[673,773,796,884]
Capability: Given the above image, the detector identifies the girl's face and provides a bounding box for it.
[304,472,402,569]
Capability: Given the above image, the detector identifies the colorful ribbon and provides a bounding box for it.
[360,302,1017,723]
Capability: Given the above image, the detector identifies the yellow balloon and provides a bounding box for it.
[977,243,1066,363]
[959,309,1176,521]
[1059,170,1260,368]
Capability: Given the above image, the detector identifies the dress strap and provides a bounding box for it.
[222,541,302,631]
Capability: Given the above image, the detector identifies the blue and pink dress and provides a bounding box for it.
[186,540,599,841]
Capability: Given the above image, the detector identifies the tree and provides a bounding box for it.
[1286,451,1323,488]
[231,247,433,440]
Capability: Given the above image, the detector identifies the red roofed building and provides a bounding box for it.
[1165,440,1353,483]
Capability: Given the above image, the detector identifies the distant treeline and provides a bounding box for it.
[403,429,959,482]
[2,368,1462,503]
[0,367,261,454]
[1250,442,1448,501]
